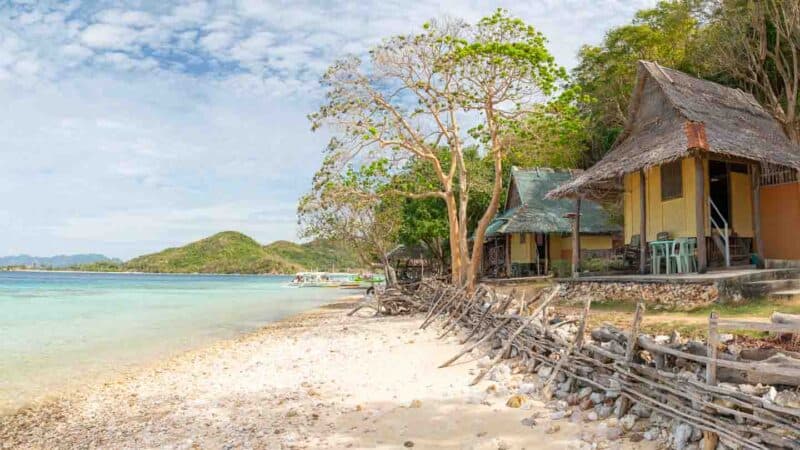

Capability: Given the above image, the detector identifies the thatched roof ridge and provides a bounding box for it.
[548,60,800,199]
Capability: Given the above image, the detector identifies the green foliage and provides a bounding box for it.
[308,10,567,285]
[264,239,360,272]
[572,0,707,163]
[504,87,591,169]
[550,260,571,278]
[118,231,360,274]
[70,261,124,272]
[124,231,298,274]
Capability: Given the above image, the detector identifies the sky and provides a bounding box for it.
[0,0,655,259]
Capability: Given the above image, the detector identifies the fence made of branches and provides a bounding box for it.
[356,280,800,450]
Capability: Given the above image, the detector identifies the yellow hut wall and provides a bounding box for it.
[623,157,753,244]
[509,233,534,263]
[556,235,613,260]
[548,233,562,262]
[508,233,613,263]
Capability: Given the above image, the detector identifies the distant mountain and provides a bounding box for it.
[0,254,120,268]
[117,231,360,274]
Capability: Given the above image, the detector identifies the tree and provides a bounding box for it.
[297,162,401,286]
[504,88,590,169]
[705,0,800,142]
[572,0,706,162]
[309,10,564,289]
[392,146,495,272]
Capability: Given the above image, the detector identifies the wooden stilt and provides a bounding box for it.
[751,164,764,268]
[571,198,582,278]
[505,234,511,277]
[639,170,647,274]
[695,156,708,273]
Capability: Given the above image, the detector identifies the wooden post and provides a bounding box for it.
[544,234,549,275]
[751,164,764,268]
[618,301,645,418]
[571,198,582,278]
[505,234,511,277]
[639,170,647,274]
[695,156,708,273]
[704,310,720,450]
[706,311,719,385]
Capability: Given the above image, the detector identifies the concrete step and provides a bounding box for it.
[745,278,800,296]
[769,288,800,302]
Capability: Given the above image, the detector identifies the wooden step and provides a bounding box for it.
[769,288,800,302]
[746,279,800,296]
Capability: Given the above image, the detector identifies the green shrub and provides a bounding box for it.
[550,260,571,278]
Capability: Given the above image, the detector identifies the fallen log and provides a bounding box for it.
[772,312,800,326]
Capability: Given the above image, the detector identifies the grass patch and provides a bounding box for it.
[587,300,638,313]
[686,297,800,317]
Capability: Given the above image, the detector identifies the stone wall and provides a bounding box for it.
[557,281,720,311]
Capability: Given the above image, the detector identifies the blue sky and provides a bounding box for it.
[0,0,654,259]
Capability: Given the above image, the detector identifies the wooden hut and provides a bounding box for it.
[548,61,800,273]
[483,167,620,278]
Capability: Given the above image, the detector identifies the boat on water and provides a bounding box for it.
[289,272,384,288]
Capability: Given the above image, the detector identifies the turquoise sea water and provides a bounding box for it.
[0,271,347,413]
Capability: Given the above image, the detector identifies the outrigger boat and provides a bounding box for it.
[289,272,385,288]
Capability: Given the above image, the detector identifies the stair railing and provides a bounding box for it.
[708,197,730,267]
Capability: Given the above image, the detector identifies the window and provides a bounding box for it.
[660,160,683,200]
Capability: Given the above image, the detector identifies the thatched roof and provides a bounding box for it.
[485,167,620,238]
[548,61,800,199]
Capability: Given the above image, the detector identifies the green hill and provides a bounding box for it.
[264,239,361,272]
[104,231,360,274]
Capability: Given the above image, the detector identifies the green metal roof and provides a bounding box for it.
[494,167,620,235]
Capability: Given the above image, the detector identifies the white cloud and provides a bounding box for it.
[80,23,136,49]
[95,9,155,28]
[0,0,657,257]
[199,30,235,53]
[229,31,275,63]
[96,52,158,71]
[61,43,93,61]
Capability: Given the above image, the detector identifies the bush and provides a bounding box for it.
[550,260,571,278]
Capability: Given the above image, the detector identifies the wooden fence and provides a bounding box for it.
[371,281,800,450]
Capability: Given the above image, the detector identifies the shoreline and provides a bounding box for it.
[0,291,361,418]
[1,297,653,449]
[1,269,296,276]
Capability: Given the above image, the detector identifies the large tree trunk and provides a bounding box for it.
[383,258,398,287]
[444,193,462,285]
[466,149,504,291]
[457,154,471,287]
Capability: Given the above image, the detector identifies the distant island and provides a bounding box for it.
[1,232,361,275]
[0,253,121,269]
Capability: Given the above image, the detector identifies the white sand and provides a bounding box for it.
[0,300,656,449]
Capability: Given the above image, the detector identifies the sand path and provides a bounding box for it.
[1,300,655,449]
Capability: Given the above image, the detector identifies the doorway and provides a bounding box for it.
[708,160,730,225]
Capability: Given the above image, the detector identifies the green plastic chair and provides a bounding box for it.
[651,242,669,274]
[669,238,697,273]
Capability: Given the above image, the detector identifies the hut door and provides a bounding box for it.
[709,160,731,225]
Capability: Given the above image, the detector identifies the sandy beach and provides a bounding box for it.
[1,298,657,449]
